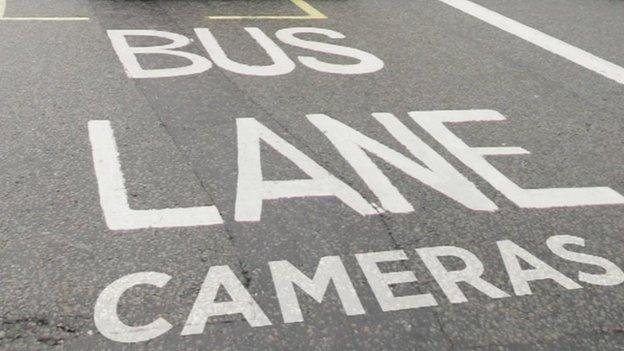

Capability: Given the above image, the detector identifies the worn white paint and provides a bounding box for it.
[107,28,384,78]
[355,250,437,311]
[436,0,624,85]
[194,27,295,76]
[107,30,213,79]
[308,113,497,212]
[270,256,365,323]
[411,110,624,209]
[95,235,624,343]
[417,246,509,303]
[235,118,378,222]
[498,240,582,296]
[181,265,272,335]
[547,235,624,286]
[94,272,173,343]
[275,28,384,75]
[88,120,223,230]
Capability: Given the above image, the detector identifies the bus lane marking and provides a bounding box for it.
[435,0,624,85]
[88,120,223,230]
[88,111,624,231]
[207,0,326,20]
[94,234,624,343]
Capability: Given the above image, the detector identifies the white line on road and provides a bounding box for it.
[435,0,624,85]
[88,120,223,230]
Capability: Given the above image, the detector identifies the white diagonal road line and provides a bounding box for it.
[436,0,624,85]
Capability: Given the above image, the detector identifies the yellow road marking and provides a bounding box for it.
[0,17,89,21]
[207,0,327,20]
[290,0,326,18]
[0,0,89,21]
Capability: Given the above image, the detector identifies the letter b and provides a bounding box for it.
[107,30,212,79]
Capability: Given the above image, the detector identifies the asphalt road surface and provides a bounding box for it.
[1,0,624,349]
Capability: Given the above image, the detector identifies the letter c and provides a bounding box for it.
[94,272,172,343]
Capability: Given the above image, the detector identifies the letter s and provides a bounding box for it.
[547,235,624,286]
[275,27,384,75]
[94,272,172,343]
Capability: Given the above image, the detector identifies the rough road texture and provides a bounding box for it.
[0,0,623,349]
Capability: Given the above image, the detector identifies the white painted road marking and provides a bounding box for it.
[88,110,624,230]
[107,28,385,79]
[88,121,223,230]
[307,113,497,212]
[94,235,624,343]
[435,0,624,85]
[235,117,378,222]
[270,256,366,323]
[94,272,173,343]
[410,110,624,208]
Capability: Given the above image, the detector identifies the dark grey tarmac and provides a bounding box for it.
[0,0,623,349]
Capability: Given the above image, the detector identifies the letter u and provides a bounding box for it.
[195,27,296,76]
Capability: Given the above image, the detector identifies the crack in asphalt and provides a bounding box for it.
[0,315,93,348]
[89,0,258,291]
